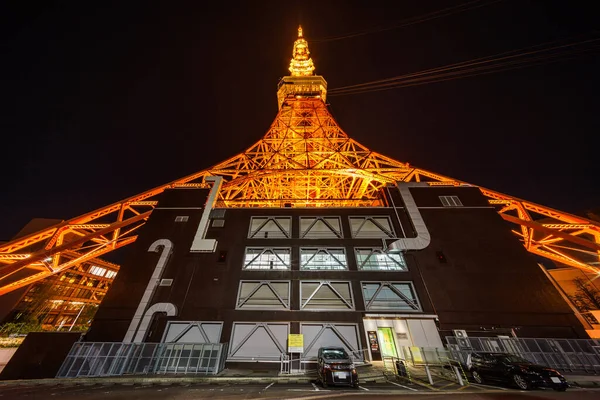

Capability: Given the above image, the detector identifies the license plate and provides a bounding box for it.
[550,377,561,383]
[334,371,349,378]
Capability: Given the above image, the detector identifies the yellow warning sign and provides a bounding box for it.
[288,334,304,353]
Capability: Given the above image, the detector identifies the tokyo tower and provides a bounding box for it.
[1,26,598,296]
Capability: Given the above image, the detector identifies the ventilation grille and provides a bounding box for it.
[210,209,226,218]
[212,219,225,227]
[159,279,173,286]
[174,216,189,222]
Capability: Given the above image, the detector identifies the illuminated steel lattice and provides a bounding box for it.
[0,27,598,295]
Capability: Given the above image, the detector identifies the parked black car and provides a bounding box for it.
[468,352,568,391]
[316,346,359,388]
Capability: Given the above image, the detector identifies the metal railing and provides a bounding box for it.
[57,342,228,377]
[280,348,370,375]
[349,348,369,365]
[446,336,600,374]
[400,346,468,386]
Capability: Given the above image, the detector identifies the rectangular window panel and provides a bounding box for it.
[439,196,463,207]
[349,216,395,238]
[244,248,291,270]
[89,266,106,277]
[300,248,347,270]
[237,281,290,310]
[301,281,354,310]
[300,217,342,238]
[228,322,288,361]
[355,248,407,271]
[248,217,291,239]
[362,282,421,311]
[105,270,117,279]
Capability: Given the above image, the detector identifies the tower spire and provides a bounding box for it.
[289,25,315,76]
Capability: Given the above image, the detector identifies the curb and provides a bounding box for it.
[570,380,600,388]
[0,374,391,387]
[0,377,309,386]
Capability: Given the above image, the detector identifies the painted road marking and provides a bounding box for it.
[358,385,369,390]
[386,380,418,391]
[311,382,321,391]
[264,382,275,390]
[470,382,508,391]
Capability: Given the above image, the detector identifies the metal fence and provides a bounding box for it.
[57,342,228,378]
[446,336,600,374]
[398,346,468,386]
[280,348,370,375]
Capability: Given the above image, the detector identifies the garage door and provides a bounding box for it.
[300,323,361,360]
[228,322,289,361]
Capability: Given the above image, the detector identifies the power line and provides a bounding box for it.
[328,36,600,96]
[310,0,503,43]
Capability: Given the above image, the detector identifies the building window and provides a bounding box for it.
[349,216,395,238]
[300,248,347,270]
[439,196,463,207]
[159,279,173,286]
[248,217,291,239]
[300,217,342,239]
[361,282,421,311]
[355,248,407,271]
[236,281,290,310]
[244,248,291,270]
[300,281,354,310]
[212,219,225,227]
[105,270,117,279]
[89,266,106,277]
[174,216,189,222]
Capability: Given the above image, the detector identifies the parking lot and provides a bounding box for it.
[3,379,598,399]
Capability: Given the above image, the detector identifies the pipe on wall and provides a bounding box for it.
[122,239,173,343]
[388,183,431,252]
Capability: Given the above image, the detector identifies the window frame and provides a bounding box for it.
[243,247,292,270]
[247,216,292,239]
[300,280,355,311]
[299,216,343,239]
[236,280,291,310]
[299,247,348,271]
[361,281,421,312]
[349,216,396,239]
[354,248,408,271]
[439,195,463,207]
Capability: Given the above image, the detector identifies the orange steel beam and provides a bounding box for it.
[0,211,150,295]
[1,28,598,293]
[0,100,598,295]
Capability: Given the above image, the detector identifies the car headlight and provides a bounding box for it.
[323,363,330,369]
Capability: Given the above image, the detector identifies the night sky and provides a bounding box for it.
[1,0,599,241]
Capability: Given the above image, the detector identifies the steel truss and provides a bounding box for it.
[1,30,599,296]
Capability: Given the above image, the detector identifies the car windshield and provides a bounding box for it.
[322,349,349,359]
[500,355,531,364]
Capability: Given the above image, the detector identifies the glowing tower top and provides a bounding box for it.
[289,26,315,76]
[277,26,327,109]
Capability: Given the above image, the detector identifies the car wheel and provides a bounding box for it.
[553,387,567,392]
[471,370,484,384]
[513,374,530,390]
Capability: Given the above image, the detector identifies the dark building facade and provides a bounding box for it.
[86,183,585,366]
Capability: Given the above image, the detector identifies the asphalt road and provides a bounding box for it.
[0,381,599,400]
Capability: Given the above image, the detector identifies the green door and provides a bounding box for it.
[377,327,397,357]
